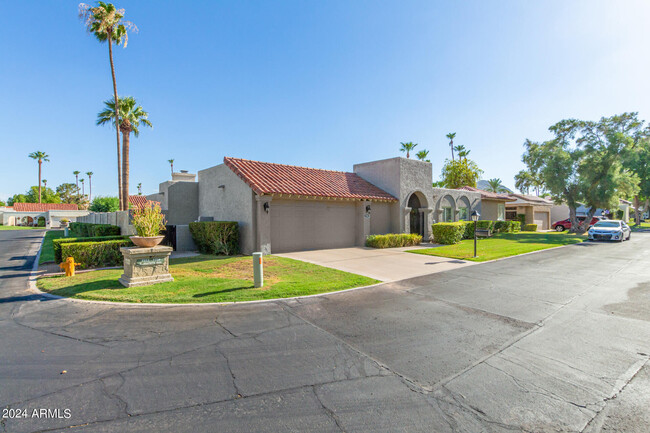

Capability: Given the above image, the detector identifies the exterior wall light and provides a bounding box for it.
[263,202,270,213]
[365,204,371,215]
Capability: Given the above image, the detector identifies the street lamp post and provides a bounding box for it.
[471,210,480,258]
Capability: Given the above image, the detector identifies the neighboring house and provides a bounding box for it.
[458,186,514,222]
[0,203,89,228]
[431,188,481,223]
[505,193,554,230]
[550,199,633,223]
[146,171,199,225]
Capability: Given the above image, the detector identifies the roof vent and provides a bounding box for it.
[180,170,188,173]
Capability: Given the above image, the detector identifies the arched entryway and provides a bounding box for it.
[408,193,422,236]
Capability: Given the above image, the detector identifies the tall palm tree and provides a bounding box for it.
[28,151,49,203]
[73,170,81,195]
[486,178,507,193]
[168,159,174,176]
[399,142,418,159]
[137,182,142,195]
[454,144,470,160]
[446,132,456,160]
[80,2,136,210]
[415,150,430,161]
[86,171,94,201]
[42,179,47,189]
[97,96,152,210]
[80,178,85,197]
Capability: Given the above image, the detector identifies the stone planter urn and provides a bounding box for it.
[129,235,165,248]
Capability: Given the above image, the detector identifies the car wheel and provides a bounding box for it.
[627,233,631,241]
[555,225,565,232]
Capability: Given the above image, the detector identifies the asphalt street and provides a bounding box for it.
[1,229,649,432]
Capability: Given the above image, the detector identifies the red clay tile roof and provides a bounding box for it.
[129,195,160,208]
[459,186,516,201]
[12,203,78,212]
[223,157,397,201]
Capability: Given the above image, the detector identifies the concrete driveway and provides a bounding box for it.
[1,230,650,432]
[276,245,473,281]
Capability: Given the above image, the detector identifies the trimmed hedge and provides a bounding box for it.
[476,220,495,231]
[522,224,538,232]
[517,214,526,227]
[494,220,521,233]
[189,221,239,255]
[53,235,130,263]
[431,222,466,244]
[459,221,474,239]
[365,233,422,248]
[60,239,133,269]
[69,222,121,237]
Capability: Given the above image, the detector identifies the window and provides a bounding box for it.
[497,203,506,221]
[458,207,468,220]
[442,207,452,222]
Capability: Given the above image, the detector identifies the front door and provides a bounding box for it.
[408,194,422,236]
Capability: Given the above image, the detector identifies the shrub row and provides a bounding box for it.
[60,239,133,269]
[365,233,422,248]
[522,224,538,231]
[494,220,521,233]
[431,222,469,245]
[53,235,130,263]
[69,222,121,237]
[189,221,240,255]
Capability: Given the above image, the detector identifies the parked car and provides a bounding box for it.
[587,220,631,242]
[552,216,601,232]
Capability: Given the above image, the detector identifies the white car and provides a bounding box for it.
[587,220,631,242]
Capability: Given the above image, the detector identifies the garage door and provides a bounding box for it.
[271,200,357,253]
[534,211,548,230]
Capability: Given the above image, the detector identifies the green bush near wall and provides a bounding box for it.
[476,220,495,231]
[517,214,526,226]
[69,222,121,237]
[459,221,474,239]
[189,221,240,255]
[53,235,130,263]
[60,239,133,269]
[365,233,422,248]
[431,222,467,244]
[522,224,538,232]
[494,220,521,233]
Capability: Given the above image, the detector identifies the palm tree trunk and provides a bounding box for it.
[108,35,123,210]
[38,160,42,203]
[171,162,173,176]
[122,130,130,212]
[450,142,454,161]
[634,195,641,225]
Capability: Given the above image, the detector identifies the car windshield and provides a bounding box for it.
[593,221,620,228]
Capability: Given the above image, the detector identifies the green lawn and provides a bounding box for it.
[409,231,585,262]
[37,255,379,303]
[39,230,65,264]
[0,225,40,230]
[631,222,650,231]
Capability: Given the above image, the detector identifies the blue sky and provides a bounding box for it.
[2,0,650,201]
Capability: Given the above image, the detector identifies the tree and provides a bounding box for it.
[28,151,49,203]
[42,179,47,189]
[137,182,142,195]
[415,150,430,161]
[0,200,5,207]
[85,172,94,201]
[56,183,83,204]
[622,134,650,225]
[399,142,417,159]
[168,159,174,176]
[454,144,470,160]
[522,114,644,234]
[90,196,120,212]
[8,187,60,205]
[73,170,81,194]
[80,178,86,197]
[440,158,483,189]
[446,133,456,160]
[486,178,508,193]
[514,169,545,196]
[80,2,136,210]
[97,96,152,210]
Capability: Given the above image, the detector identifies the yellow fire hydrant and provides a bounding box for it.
[59,257,80,277]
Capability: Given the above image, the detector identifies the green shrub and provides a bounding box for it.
[189,221,239,255]
[37,217,46,227]
[431,222,466,244]
[522,224,538,231]
[459,221,475,239]
[53,235,130,263]
[89,196,119,213]
[365,233,422,248]
[476,220,495,231]
[517,214,526,226]
[510,221,521,232]
[91,224,121,237]
[494,220,521,233]
[60,239,133,269]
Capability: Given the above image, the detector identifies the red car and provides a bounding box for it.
[552,216,602,232]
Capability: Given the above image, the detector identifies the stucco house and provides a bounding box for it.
[505,193,553,230]
[153,156,495,254]
[0,203,89,228]
[458,186,514,221]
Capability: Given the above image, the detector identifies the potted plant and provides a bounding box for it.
[60,218,69,228]
[130,202,167,248]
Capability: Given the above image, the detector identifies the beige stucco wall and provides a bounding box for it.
[480,199,503,221]
[198,164,256,255]
[369,202,392,235]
